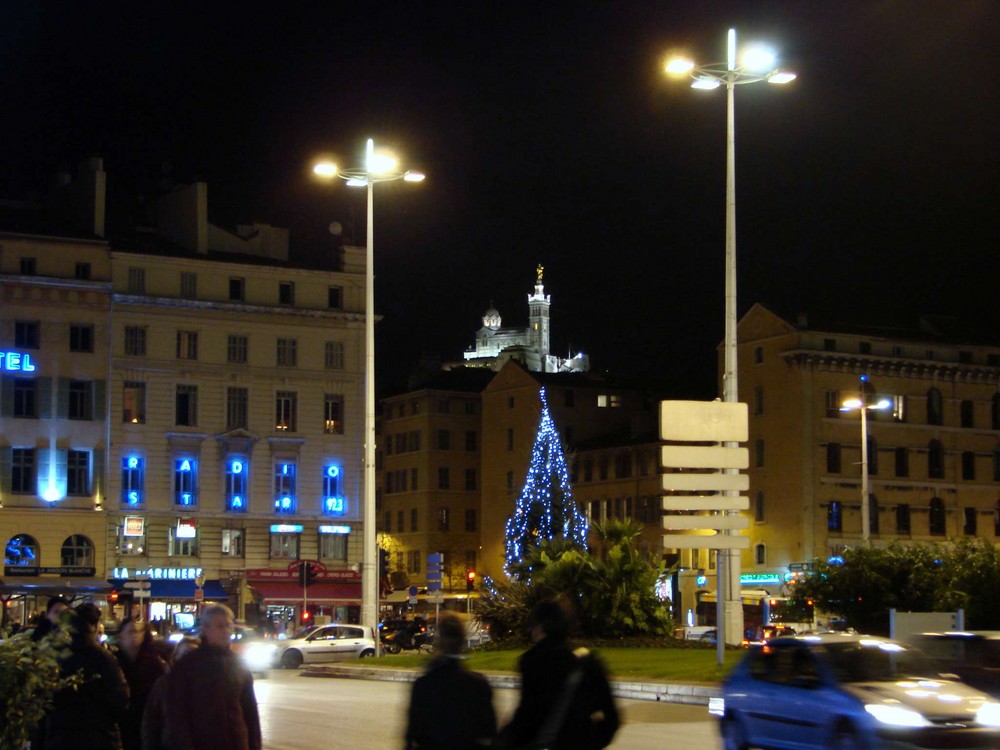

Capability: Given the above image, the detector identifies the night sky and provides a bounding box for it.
[2,2,997,396]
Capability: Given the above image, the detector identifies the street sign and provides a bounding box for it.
[132,589,150,600]
[659,400,750,551]
[123,580,151,590]
[426,594,444,605]
[193,588,204,602]
[426,552,443,592]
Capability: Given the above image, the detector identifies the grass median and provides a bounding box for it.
[364,645,744,683]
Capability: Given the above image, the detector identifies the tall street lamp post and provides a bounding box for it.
[666,30,795,646]
[841,376,891,545]
[314,140,424,653]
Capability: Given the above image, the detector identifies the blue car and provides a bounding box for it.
[711,633,1000,750]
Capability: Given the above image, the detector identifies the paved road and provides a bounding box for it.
[254,668,721,749]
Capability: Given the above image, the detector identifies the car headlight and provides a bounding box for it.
[976,703,1000,727]
[243,643,277,669]
[865,704,931,728]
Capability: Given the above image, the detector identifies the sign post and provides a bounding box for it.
[660,400,749,662]
[426,552,444,624]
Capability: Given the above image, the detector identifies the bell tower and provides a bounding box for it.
[527,264,551,360]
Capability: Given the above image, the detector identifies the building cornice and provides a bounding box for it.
[111,293,369,322]
[780,349,999,383]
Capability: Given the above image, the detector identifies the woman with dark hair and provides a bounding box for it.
[115,617,167,750]
[46,602,130,750]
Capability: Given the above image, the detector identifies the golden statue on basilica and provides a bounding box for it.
[536,264,544,283]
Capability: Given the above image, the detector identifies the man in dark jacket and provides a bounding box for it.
[46,603,130,750]
[498,597,620,750]
[30,595,69,642]
[162,604,262,750]
[405,612,496,749]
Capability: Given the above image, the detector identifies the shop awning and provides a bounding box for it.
[0,577,113,598]
[107,578,229,600]
[149,579,229,600]
[250,580,360,604]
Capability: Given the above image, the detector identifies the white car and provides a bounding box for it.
[275,624,376,668]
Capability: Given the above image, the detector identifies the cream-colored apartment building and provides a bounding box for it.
[737,304,1000,588]
[1,159,369,626]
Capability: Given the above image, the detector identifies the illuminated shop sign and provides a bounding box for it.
[122,456,144,506]
[176,518,197,539]
[123,517,145,537]
[227,459,247,511]
[269,524,303,534]
[318,525,351,534]
[740,573,782,586]
[0,351,36,372]
[112,566,203,580]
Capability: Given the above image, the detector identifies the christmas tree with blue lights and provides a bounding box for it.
[504,387,589,575]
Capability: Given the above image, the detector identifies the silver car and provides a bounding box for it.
[275,624,376,668]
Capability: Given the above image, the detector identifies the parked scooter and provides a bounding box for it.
[382,620,433,654]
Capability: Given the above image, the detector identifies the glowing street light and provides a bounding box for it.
[313,139,424,655]
[664,28,796,651]
[841,376,892,546]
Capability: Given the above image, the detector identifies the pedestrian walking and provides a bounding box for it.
[142,636,200,750]
[404,612,496,750]
[161,604,262,750]
[45,602,130,750]
[497,597,620,750]
[115,617,168,750]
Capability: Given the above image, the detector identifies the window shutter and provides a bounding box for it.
[93,380,107,420]
[37,377,53,418]
[56,378,70,418]
[0,447,11,494]
[93,448,105,499]
[0,376,12,417]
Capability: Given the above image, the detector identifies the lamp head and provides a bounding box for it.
[842,398,863,410]
[741,46,776,72]
[665,58,695,75]
[768,70,797,84]
[692,77,722,90]
[313,162,338,178]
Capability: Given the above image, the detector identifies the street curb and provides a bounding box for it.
[300,664,720,706]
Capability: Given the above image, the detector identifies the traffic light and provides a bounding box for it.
[301,609,311,624]
[108,591,119,604]
[298,561,320,587]
[379,548,389,577]
[466,570,476,592]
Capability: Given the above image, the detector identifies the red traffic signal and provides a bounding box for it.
[466,570,476,592]
[108,591,119,604]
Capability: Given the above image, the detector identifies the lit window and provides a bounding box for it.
[274,462,296,514]
[323,465,346,515]
[123,381,146,424]
[324,394,344,434]
[269,531,299,559]
[226,458,248,512]
[169,520,198,557]
[121,456,144,506]
[275,391,297,432]
[174,457,198,507]
[222,528,244,557]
